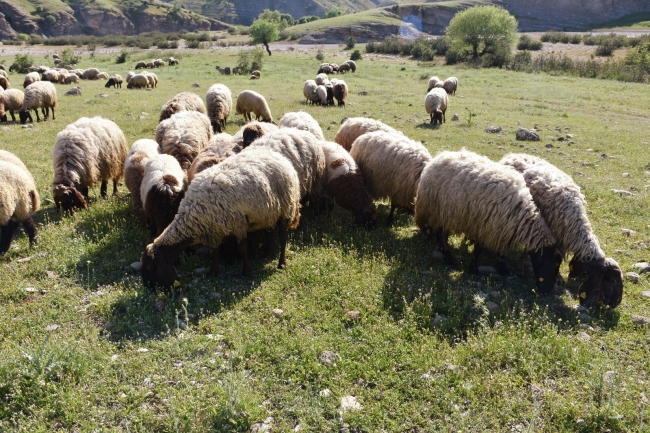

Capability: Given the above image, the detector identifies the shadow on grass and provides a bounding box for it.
[416,121,443,130]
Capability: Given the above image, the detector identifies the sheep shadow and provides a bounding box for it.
[416,121,443,130]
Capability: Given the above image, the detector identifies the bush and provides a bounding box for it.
[445,49,467,65]
[316,48,325,61]
[324,9,341,19]
[236,47,265,74]
[345,36,356,50]
[517,35,543,50]
[186,40,200,49]
[595,42,615,57]
[60,48,80,66]
[115,49,129,64]
[350,49,362,61]
[10,54,33,73]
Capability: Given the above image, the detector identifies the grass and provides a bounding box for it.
[1,45,650,431]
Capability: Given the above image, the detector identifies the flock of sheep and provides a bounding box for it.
[0,56,623,312]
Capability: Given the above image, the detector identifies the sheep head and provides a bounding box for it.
[529,246,563,295]
[53,182,87,212]
[432,110,444,125]
[140,241,191,290]
[569,256,623,308]
[19,108,32,124]
[242,124,265,148]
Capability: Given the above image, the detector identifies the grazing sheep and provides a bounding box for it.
[187,134,232,183]
[71,69,84,78]
[140,147,301,287]
[315,73,328,86]
[82,68,100,80]
[143,73,156,88]
[0,68,6,76]
[427,76,441,92]
[141,154,187,237]
[251,70,261,78]
[331,78,348,106]
[168,57,179,66]
[0,76,8,90]
[105,76,121,89]
[349,131,432,225]
[64,74,79,85]
[155,110,212,171]
[278,111,325,140]
[52,116,128,211]
[235,90,273,123]
[342,60,356,73]
[57,72,68,84]
[135,61,146,70]
[96,72,109,80]
[159,92,207,122]
[126,74,148,89]
[315,85,328,106]
[146,62,154,69]
[334,117,402,152]
[42,69,60,83]
[249,74,260,80]
[0,158,39,254]
[442,77,458,95]
[153,59,165,68]
[216,66,231,75]
[434,81,444,89]
[414,150,561,294]
[23,72,40,89]
[125,71,136,83]
[303,80,318,104]
[318,64,333,74]
[499,153,623,308]
[124,139,161,222]
[0,88,24,122]
[337,62,351,73]
[206,84,232,133]
[233,121,279,149]
[425,88,448,124]
[19,81,57,124]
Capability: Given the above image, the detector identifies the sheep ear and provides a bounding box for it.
[71,187,87,209]
[568,256,586,279]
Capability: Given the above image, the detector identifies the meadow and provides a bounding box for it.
[0,45,649,432]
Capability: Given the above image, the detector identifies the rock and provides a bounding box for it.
[1,126,10,131]
[21,124,33,129]
[319,351,341,365]
[103,321,115,330]
[25,287,37,293]
[566,134,575,138]
[485,126,503,133]
[485,302,499,311]
[45,324,60,332]
[642,291,650,299]
[46,270,58,279]
[626,272,640,283]
[175,318,187,329]
[98,93,109,98]
[357,91,368,96]
[431,250,445,260]
[578,324,594,331]
[16,256,33,263]
[490,291,500,299]
[577,332,591,342]
[193,267,206,274]
[421,373,432,380]
[346,310,361,320]
[130,261,142,272]
[137,348,149,353]
[530,384,543,396]
[192,83,200,87]
[516,128,540,141]
[578,313,591,321]
[65,87,81,96]
[545,143,553,148]
[621,228,637,236]
[340,396,363,412]
[476,291,487,300]
[622,173,630,178]
[557,136,565,141]
[451,114,459,121]
[633,263,650,273]
[154,299,164,311]
[477,266,498,275]
[612,189,635,196]
[320,388,332,397]
[631,315,650,326]
[603,371,616,384]
[272,308,284,318]
[250,422,271,433]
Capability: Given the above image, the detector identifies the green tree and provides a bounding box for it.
[257,9,293,30]
[445,5,517,61]
[324,9,341,19]
[11,54,33,73]
[60,48,81,66]
[249,19,279,56]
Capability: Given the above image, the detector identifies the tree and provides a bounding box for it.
[249,19,279,56]
[324,9,340,19]
[445,5,517,61]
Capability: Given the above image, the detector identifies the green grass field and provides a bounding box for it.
[1,45,649,432]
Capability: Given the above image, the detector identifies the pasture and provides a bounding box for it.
[1,45,649,432]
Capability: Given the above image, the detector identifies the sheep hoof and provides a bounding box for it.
[277,263,286,270]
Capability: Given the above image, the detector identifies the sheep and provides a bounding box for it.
[105,74,123,89]
[499,153,623,308]
[425,88,448,125]
[315,73,328,86]
[71,69,84,78]
[82,68,100,80]
[187,134,232,183]
[216,66,231,75]
[153,59,165,68]
[349,131,432,225]
[442,77,458,95]
[334,117,402,152]
[337,62,351,73]
[206,84,232,133]
[159,92,207,122]
[19,81,58,124]
[0,76,9,90]
[251,70,261,78]
[124,138,161,222]
[414,149,561,294]
[135,61,146,70]
[434,81,444,89]
[125,71,136,83]
[318,64,333,74]
[23,72,40,89]
[168,57,179,66]
[235,90,273,123]
[52,116,128,211]
[43,70,59,83]
[64,74,79,85]
[331,79,348,107]
[315,85,328,106]
[233,120,279,149]
[95,72,108,80]
[141,154,187,237]
[146,62,154,69]
[126,74,148,89]
[0,158,39,255]
[427,76,441,92]
[0,88,24,122]
[140,147,302,287]
[342,60,356,73]
[155,110,212,171]
[57,72,68,84]
[303,80,318,104]
[143,73,156,88]
[249,74,260,80]
[0,68,7,76]
[278,111,325,140]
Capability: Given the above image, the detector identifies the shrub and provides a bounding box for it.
[350,49,362,61]
[517,35,543,50]
[316,48,325,61]
[10,54,33,73]
[595,43,615,57]
[236,47,265,74]
[346,36,356,50]
[186,40,200,49]
[445,49,467,65]
[324,9,341,19]
[115,49,129,64]
[60,48,80,66]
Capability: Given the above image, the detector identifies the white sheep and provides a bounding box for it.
[168,57,179,66]
[96,72,109,80]
[153,59,165,68]
[499,153,623,307]
[52,116,128,211]
[155,110,213,171]
[64,74,79,85]
[427,76,441,92]
[206,84,232,133]
[125,71,136,83]
[23,72,40,89]
[0,88,24,122]
[42,70,59,83]
[140,147,301,287]
[278,111,325,140]
[315,85,328,106]
[187,134,233,183]
[124,138,162,222]
[126,74,148,89]
[235,90,273,123]
[334,117,402,152]
[425,88,448,124]
[349,131,431,225]
[19,81,58,124]
[159,92,206,122]
[442,77,458,95]
[0,157,39,254]
[315,73,328,86]
[82,68,100,80]
[414,149,561,294]
[303,80,318,104]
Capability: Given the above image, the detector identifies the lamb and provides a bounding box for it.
[124,138,161,222]
[52,116,128,211]
[0,157,39,255]
[349,131,432,225]
[425,88,448,124]
[427,76,441,92]
[315,85,328,106]
[96,72,109,80]
[82,68,100,80]
[334,117,402,152]
[442,77,458,95]
[140,147,301,287]
[206,84,232,133]
[278,111,325,140]
[303,80,318,104]
[155,110,213,171]
[499,153,623,308]
[0,88,24,122]
[331,79,348,106]
[19,81,58,124]
[23,72,40,89]
[318,64,333,74]
[315,73,328,86]
[135,61,146,70]
[235,90,273,123]
[105,74,123,89]
[168,57,179,66]
[141,154,187,237]
[159,92,207,122]
[126,74,148,89]
[414,149,561,294]
[233,120,279,149]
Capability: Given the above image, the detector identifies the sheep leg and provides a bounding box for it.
[495,255,510,276]
[51,106,55,120]
[81,186,90,202]
[10,111,15,122]
[22,217,38,247]
[264,226,278,257]
[437,228,455,267]
[470,244,483,273]
[208,247,220,277]
[277,218,289,270]
[100,181,108,198]
[387,203,397,226]
[443,110,446,123]
[0,220,20,255]
[43,107,49,120]
[33,109,40,122]
[238,237,252,277]
[112,179,119,196]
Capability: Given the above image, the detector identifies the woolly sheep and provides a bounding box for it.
[140,147,301,287]
[52,116,128,211]
[249,74,260,80]
[159,92,207,122]
[337,62,351,73]
[278,111,325,140]
[105,74,123,89]
[318,64,333,74]
[425,88,448,124]
[42,70,59,83]
[349,131,431,225]
[434,81,444,89]
[427,76,440,92]
[331,79,348,107]
[216,66,231,75]
[141,154,187,237]
[124,138,161,222]
[141,71,158,88]
[0,88,24,122]
[334,117,402,152]
[0,76,8,90]
[235,90,273,123]
[96,72,109,80]
[65,74,79,84]
[23,72,40,89]
[57,72,68,84]
[126,71,136,83]
[168,57,179,66]
[155,110,212,171]
[315,85,328,106]
[71,69,84,78]
[187,134,232,183]
[19,81,57,124]
[414,150,561,294]
[126,74,148,89]
[135,61,146,70]
[315,73,328,86]
[442,77,458,95]
[206,84,232,133]
[303,80,318,104]
[153,59,165,68]
[0,69,7,78]
[146,62,154,69]
[499,153,623,308]
[82,68,100,80]
[0,158,39,254]
[342,60,356,73]
[251,70,261,78]
[233,121,279,149]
